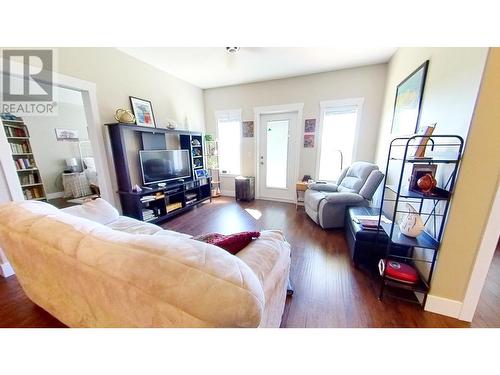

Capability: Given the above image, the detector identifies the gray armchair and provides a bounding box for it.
[304,162,384,229]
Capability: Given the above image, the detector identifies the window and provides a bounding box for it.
[216,109,241,175]
[317,99,363,182]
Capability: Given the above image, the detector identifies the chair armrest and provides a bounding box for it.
[323,192,365,204]
[309,182,338,192]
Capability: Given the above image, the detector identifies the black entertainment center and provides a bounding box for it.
[106,123,212,223]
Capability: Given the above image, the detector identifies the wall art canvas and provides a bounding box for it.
[55,128,79,141]
[391,60,429,135]
[304,118,316,133]
[303,134,315,148]
[129,96,156,128]
[242,121,254,137]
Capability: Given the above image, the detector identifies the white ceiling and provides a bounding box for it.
[118,47,397,89]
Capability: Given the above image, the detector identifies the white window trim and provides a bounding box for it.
[214,108,242,177]
[315,98,364,182]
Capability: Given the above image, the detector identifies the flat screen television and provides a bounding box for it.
[139,149,191,185]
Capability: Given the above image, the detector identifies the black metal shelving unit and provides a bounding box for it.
[376,134,464,307]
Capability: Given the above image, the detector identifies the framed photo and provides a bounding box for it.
[409,164,437,193]
[195,169,208,179]
[304,119,316,133]
[129,96,156,128]
[55,128,79,141]
[390,60,429,135]
[303,134,315,148]
[242,121,254,137]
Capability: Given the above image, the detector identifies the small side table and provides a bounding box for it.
[295,181,309,209]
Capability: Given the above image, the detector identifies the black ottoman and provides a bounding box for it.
[345,206,410,269]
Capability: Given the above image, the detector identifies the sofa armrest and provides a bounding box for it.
[236,230,291,289]
[324,192,365,204]
[309,182,338,192]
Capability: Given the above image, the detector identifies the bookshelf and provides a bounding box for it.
[375,134,464,307]
[1,114,47,201]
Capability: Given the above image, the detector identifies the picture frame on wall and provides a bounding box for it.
[390,60,429,135]
[129,96,156,128]
[304,119,316,133]
[55,128,79,141]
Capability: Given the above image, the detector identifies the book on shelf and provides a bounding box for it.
[4,126,27,137]
[167,202,183,212]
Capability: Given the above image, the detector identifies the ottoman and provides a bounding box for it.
[345,206,410,269]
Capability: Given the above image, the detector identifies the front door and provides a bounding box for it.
[258,111,298,201]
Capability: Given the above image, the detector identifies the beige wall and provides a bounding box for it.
[430,48,500,302]
[56,48,205,131]
[203,64,388,193]
[373,47,489,305]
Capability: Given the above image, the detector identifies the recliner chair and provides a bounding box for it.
[304,162,384,229]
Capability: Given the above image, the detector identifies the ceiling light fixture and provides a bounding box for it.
[226,47,240,54]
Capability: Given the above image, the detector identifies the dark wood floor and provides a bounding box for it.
[471,244,500,328]
[0,197,496,327]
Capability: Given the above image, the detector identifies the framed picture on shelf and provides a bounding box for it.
[409,164,437,193]
[390,60,429,135]
[195,169,208,179]
[129,96,156,128]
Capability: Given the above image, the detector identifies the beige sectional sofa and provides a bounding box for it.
[0,199,291,328]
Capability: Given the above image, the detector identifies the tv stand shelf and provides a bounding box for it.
[118,178,212,223]
[106,123,210,224]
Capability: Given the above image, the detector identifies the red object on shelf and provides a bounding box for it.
[378,259,419,284]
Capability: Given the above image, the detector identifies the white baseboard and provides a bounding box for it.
[425,294,464,320]
[0,262,15,278]
[46,191,65,200]
[220,190,235,197]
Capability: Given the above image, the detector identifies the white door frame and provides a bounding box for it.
[315,97,364,181]
[254,103,303,202]
[0,61,114,206]
[458,182,500,321]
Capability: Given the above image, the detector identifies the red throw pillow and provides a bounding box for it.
[194,231,261,254]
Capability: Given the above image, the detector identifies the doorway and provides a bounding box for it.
[257,110,299,201]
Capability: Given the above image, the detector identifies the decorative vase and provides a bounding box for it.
[399,203,424,237]
[417,173,437,194]
[114,109,135,124]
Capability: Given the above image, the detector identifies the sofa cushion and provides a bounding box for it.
[61,198,119,225]
[338,162,379,194]
[107,215,191,238]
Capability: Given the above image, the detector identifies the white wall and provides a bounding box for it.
[203,64,388,193]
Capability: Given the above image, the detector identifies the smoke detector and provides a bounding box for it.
[226,47,240,54]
